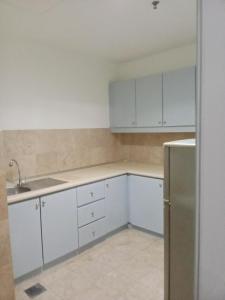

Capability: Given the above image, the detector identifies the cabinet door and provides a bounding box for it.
[8,199,43,279]
[109,80,136,127]
[129,175,163,235]
[163,66,196,127]
[105,175,128,233]
[41,189,78,264]
[136,74,163,127]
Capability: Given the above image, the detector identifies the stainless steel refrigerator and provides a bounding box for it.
[164,139,196,300]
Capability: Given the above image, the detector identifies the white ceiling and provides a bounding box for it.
[0,0,196,62]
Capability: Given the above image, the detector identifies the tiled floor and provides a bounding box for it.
[15,228,164,300]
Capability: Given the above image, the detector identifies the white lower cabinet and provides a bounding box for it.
[105,175,128,233]
[8,199,43,279]
[79,218,106,247]
[78,199,105,228]
[41,189,78,264]
[8,174,164,279]
[129,175,164,235]
[9,189,78,278]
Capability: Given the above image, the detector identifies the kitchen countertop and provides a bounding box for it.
[7,161,164,205]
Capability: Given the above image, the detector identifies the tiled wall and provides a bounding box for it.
[119,132,195,165]
[1,129,121,181]
[0,172,15,300]
[0,129,195,182]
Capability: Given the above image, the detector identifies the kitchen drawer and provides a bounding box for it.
[78,199,105,227]
[77,181,105,206]
[79,218,106,247]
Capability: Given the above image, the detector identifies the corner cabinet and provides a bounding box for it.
[8,199,43,279]
[129,175,164,235]
[105,175,128,233]
[109,66,196,133]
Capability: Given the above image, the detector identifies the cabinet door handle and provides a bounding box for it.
[131,121,136,126]
[42,201,46,208]
[163,121,167,125]
[158,121,162,125]
[106,183,109,189]
[35,203,39,210]
[159,183,162,188]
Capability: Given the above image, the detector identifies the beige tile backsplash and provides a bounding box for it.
[119,132,195,165]
[1,129,121,181]
[0,129,194,182]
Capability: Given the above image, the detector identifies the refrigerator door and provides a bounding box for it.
[164,145,196,300]
[164,146,170,300]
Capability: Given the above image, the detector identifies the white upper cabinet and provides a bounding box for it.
[136,74,163,127]
[109,66,196,132]
[109,79,136,127]
[163,66,196,127]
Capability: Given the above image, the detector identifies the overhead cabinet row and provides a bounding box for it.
[109,66,196,132]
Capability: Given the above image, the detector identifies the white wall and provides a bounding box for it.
[197,1,225,299]
[117,44,196,80]
[0,40,196,130]
[0,39,117,130]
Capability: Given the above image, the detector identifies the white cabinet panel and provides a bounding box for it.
[8,199,43,279]
[41,189,78,264]
[109,79,136,127]
[79,218,106,247]
[77,181,105,207]
[163,66,196,127]
[129,175,164,235]
[78,199,105,227]
[106,175,128,233]
[136,74,163,127]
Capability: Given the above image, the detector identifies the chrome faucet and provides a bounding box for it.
[9,159,22,187]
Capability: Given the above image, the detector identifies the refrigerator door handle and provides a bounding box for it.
[164,199,171,206]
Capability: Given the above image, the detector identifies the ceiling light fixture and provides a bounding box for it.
[152,0,160,10]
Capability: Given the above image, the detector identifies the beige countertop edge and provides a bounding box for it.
[7,162,164,205]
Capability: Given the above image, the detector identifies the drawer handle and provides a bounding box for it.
[91,212,95,218]
[92,231,96,237]
[90,192,94,197]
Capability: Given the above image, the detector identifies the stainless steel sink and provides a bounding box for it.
[7,186,31,196]
[7,178,66,196]
[23,178,66,191]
